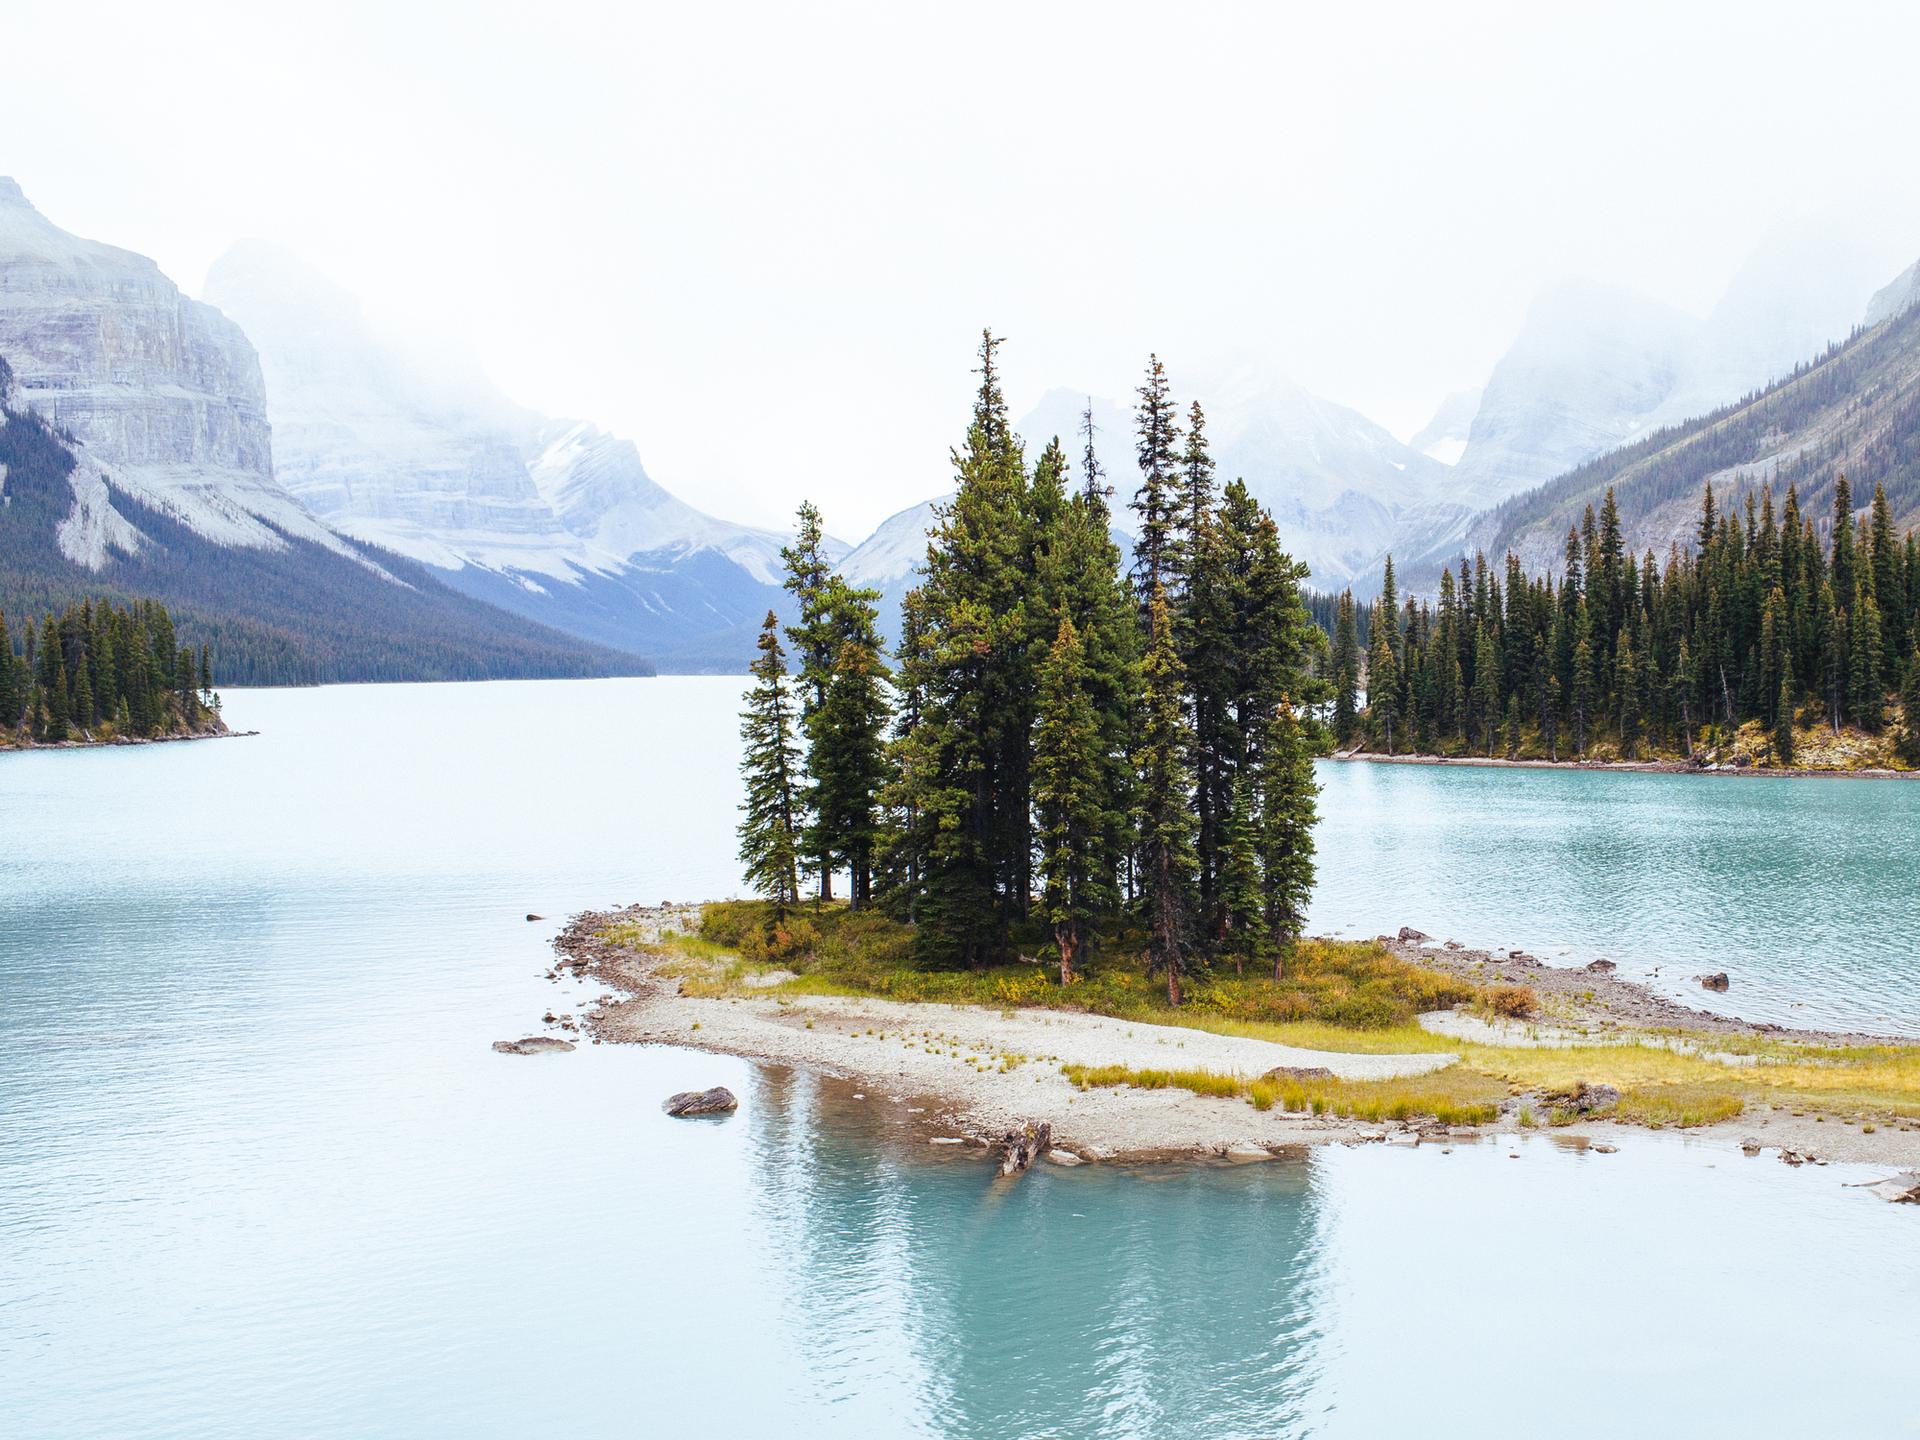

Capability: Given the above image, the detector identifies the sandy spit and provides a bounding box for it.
[566,906,1454,1162]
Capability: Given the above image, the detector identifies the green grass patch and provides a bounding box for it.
[696,900,1475,1031]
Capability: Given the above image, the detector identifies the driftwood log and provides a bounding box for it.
[999,1121,1052,1177]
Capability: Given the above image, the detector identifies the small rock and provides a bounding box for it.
[1385,1131,1419,1147]
[1397,926,1430,943]
[663,1086,738,1117]
[1585,959,1617,975]
[1262,1065,1335,1082]
[929,1136,967,1146]
[1591,1143,1618,1154]
[526,913,545,922]
[1740,1137,1764,1156]
[1223,1141,1272,1162]
[1546,1081,1621,1116]
[1698,973,1731,992]
[491,1036,575,1055]
[543,1011,558,1023]
[1045,1148,1084,1166]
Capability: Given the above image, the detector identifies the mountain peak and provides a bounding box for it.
[0,176,26,206]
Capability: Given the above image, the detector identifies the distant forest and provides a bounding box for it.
[1,596,217,744]
[1339,478,1920,765]
[0,360,653,686]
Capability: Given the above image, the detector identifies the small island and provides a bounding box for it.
[0,597,228,750]
[542,337,1919,1184]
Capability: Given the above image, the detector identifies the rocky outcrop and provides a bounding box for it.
[664,1086,738,1117]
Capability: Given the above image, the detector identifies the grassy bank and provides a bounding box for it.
[605,900,1920,1134]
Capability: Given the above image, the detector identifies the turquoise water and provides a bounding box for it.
[3,677,1917,1437]
[1309,758,1920,1034]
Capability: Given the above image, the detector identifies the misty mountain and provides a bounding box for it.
[1449,223,1906,510]
[202,243,830,671]
[1410,269,1920,586]
[1017,375,1460,586]
[1409,388,1481,466]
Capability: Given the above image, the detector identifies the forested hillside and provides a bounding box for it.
[0,374,653,685]
[1,596,220,746]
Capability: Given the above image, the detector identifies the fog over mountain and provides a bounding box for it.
[202,242,834,670]
[1449,221,1906,512]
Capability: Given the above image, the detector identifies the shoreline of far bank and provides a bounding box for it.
[1331,749,1919,782]
[543,905,1920,1179]
[0,723,249,755]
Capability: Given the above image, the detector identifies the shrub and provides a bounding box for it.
[1486,985,1537,1020]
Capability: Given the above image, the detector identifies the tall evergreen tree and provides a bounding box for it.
[1136,583,1196,1003]
[736,612,803,917]
[1033,617,1110,981]
[1130,355,1182,609]
[810,585,892,908]
[1331,591,1361,745]
[1255,698,1317,980]
[781,499,839,900]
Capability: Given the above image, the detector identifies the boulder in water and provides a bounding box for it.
[1397,927,1430,943]
[664,1086,738,1118]
[1698,973,1731,992]
[492,1036,575,1055]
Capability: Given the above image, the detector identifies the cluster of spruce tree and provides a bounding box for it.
[739,334,1327,1001]
[1347,478,1920,765]
[0,598,217,743]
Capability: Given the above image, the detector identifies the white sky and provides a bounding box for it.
[7,0,1920,537]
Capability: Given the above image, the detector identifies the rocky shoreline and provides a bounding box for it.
[1334,749,1916,783]
[536,905,1920,1180]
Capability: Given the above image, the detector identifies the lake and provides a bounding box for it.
[3,677,1916,1437]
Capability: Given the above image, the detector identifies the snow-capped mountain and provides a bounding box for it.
[1017,373,1458,586]
[203,242,820,670]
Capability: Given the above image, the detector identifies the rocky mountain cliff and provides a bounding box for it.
[0,178,356,566]
[203,242,816,670]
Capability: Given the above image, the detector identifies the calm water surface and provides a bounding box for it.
[3,677,1916,1438]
